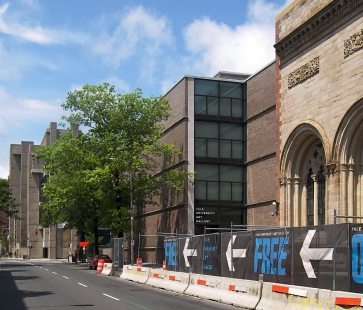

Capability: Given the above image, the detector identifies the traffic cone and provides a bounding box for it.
[162,260,166,270]
[96,259,104,274]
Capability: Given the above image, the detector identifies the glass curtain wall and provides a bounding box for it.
[194,78,247,233]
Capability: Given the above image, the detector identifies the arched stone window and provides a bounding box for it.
[305,146,326,226]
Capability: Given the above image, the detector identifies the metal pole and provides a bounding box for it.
[231,222,233,278]
[130,164,134,266]
[333,209,336,291]
[138,232,140,259]
[202,226,206,275]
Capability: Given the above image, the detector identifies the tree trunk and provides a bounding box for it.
[94,218,99,255]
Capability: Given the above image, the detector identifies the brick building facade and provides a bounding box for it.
[134,64,277,262]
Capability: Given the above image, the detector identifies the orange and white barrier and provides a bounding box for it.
[185,273,262,309]
[331,291,363,309]
[96,259,104,274]
[145,270,190,294]
[101,263,112,276]
[256,282,332,310]
[120,265,150,284]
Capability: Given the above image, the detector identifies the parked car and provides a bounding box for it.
[89,254,112,270]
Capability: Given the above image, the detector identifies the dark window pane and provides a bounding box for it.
[220,208,242,225]
[220,182,231,200]
[207,182,218,200]
[220,140,231,158]
[195,79,218,96]
[207,139,219,158]
[232,99,243,117]
[220,165,242,182]
[220,123,242,140]
[195,122,218,138]
[195,181,206,199]
[232,141,243,159]
[318,165,325,225]
[195,138,206,157]
[232,183,242,201]
[195,164,218,181]
[195,96,206,115]
[220,82,242,98]
[207,97,219,115]
[220,98,231,117]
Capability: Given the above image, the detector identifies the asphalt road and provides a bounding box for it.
[0,259,242,310]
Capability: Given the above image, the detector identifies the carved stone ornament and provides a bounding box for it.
[326,163,338,175]
[288,57,319,88]
[278,177,286,186]
[275,0,363,64]
[344,29,363,57]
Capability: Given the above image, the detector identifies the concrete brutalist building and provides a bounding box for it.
[9,122,77,259]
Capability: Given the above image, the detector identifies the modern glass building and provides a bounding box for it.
[193,79,247,234]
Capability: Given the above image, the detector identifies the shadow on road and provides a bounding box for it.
[0,262,54,309]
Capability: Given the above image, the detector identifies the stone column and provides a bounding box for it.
[348,163,355,221]
[340,164,348,222]
[312,174,318,226]
[360,164,363,222]
[286,178,292,226]
[301,181,307,226]
[294,176,300,226]
[279,177,286,226]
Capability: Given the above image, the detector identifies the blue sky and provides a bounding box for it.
[0,0,292,178]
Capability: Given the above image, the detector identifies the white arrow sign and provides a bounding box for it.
[226,235,247,271]
[299,230,334,278]
[183,238,197,267]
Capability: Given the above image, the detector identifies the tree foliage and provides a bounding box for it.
[35,83,193,253]
[0,178,19,221]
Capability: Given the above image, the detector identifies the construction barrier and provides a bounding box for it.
[331,290,363,309]
[145,270,190,294]
[120,265,150,284]
[255,282,334,310]
[184,273,262,309]
[96,259,104,274]
[101,263,112,276]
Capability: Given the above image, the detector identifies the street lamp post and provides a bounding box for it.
[130,165,134,266]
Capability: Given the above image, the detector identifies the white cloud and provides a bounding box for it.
[0,164,8,179]
[0,87,63,136]
[92,6,173,73]
[182,0,290,76]
[104,77,130,93]
[0,3,87,44]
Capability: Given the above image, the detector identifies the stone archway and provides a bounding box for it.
[279,121,330,227]
[332,98,363,222]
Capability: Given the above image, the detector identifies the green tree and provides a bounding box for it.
[0,178,19,220]
[35,84,193,255]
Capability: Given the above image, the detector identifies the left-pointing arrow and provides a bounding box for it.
[226,235,247,271]
[183,238,197,267]
[299,229,334,278]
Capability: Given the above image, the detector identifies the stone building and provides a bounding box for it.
[8,122,77,258]
[275,0,363,226]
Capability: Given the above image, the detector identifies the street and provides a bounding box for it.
[0,259,242,310]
